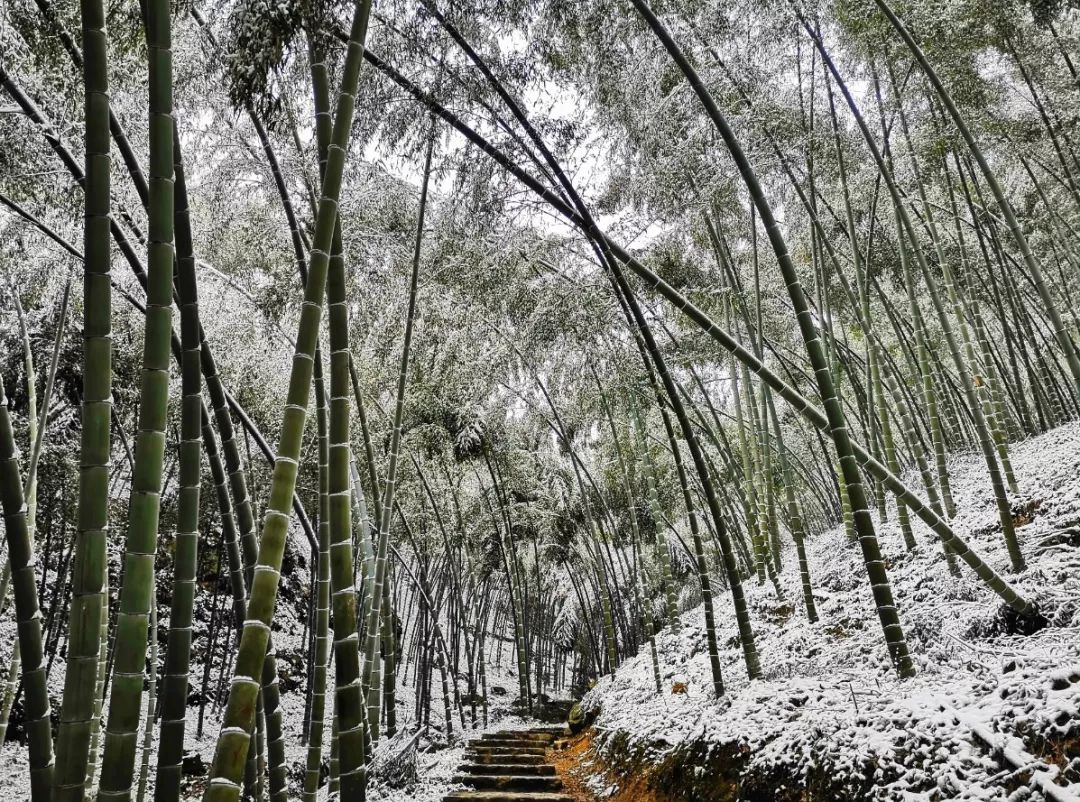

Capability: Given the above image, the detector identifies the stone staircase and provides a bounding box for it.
[444,727,572,802]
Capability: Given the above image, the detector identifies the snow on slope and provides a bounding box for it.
[583,423,1080,800]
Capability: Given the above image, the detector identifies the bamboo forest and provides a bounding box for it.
[4,0,1080,799]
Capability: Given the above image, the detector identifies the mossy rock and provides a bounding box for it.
[568,702,596,734]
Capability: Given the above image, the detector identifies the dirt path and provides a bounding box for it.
[549,732,599,802]
[550,731,667,802]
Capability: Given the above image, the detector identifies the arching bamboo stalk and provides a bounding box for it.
[202,3,373,799]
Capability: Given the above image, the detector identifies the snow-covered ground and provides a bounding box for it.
[582,423,1080,800]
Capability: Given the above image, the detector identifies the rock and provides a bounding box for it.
[182,751,207,777]
[1000,603,1047,636]
[535,698,574,724]
[278,666,303,694]
[4,698,27,743]
[568,702,597,734]
[288,757,328,791]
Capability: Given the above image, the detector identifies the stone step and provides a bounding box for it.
[461,764,556,777]
[483,731,558,742]
[469,745,548,756]
[464,753,546,766]
[526,726,568,735]
[443,793,574,802]
[478,739,553,749]
[453,774,564,792]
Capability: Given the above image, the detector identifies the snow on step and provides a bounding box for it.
[464,753,546,765]
[452,773,564,791]
[479,737,555,747]
[461,764,557,776]
[482,732,559,742]
[468,745,548,756]
[477,742,556,750]
[479,737,553,745]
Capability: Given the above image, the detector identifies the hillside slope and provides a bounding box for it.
[580,424,1080,801]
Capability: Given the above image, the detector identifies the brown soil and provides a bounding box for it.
[550,731,600,802]
[549,731,669,802]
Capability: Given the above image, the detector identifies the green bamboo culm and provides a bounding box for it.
[631,405,680,631]
[804,19,1024,573]
[305,24,364,795]
[0,373,54,802]
[202,2,372,798]
[361,126,435,750]
[748,370,776,570]
[617,279,749,686]
[302,353,331,802]
[0,279,70,746]
[671,431,726,697]
[757,382,782,575]
[836,460,854,543]
[732,359,765,583]
[635,548,663,693]
[600,379,662,690]
[873,0,1080,398]
[493,471,530,707]
[0,634,20,751]
[379,568,398,737]
[630,0,914,677]
[135,593,158,802]
[766,393,818,622]
[98,0,175,793]
[593,537,619,675]
[0,280,35,775]
[53,0,113,794]
[86,573,109,792]
[154,127,202,802]
[323,74,372,802]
